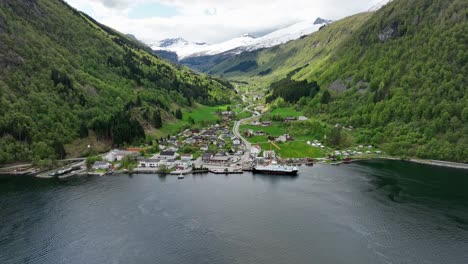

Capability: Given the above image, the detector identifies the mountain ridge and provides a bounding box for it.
[150,17,332,60]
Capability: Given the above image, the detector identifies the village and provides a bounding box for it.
[82,107,384,177]
[7,88,387,179]
[21,100,388,180]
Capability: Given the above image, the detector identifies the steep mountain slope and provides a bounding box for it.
[0,0,233,164]
[301,0,467,162]
[202,0,468,162]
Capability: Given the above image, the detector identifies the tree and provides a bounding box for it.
[188,116,195,125]
[320,90,331,104]
[53,140,66,160]
[153,111,162,128]
[175,109,183,119]
[327,126,343,147]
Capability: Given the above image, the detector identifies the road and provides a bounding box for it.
[233,100,262,164]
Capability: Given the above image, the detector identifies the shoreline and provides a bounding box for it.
[347,156,468,170]
[1,156,467,178]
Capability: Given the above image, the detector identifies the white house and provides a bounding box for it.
[160,150,177,160]
[200,144,209,151]
[251,145,261,156]
[92,161,111,170]
[180,153,193,161]
[233,138,241,146]
[251,121,261,126]
[104,149,138,162]
[263,150,276,159]
[139,159,160,168]
[276,135,287,143]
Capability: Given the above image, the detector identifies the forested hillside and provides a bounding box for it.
[0,0,233,164]
[199,0,468,162]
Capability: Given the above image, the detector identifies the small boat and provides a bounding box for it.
[178,174,185,179]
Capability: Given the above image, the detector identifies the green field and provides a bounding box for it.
[152,104,227,138]
[183,104,228,123]
[270,107,303,118]
[246,136,269,144]
[240,124,288,137]
[235,111,253,120]
[258,141,324,158]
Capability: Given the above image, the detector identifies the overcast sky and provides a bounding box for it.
[65,0,388,44]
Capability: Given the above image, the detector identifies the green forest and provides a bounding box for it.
[299,0,468,162]
[0,0,233,164]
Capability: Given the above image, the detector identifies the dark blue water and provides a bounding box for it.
[0,160,467,264]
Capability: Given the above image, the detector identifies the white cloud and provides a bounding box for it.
[65,0,387,44]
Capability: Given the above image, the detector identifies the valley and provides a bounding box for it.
[0,0,467,169]
[0,1,467,263]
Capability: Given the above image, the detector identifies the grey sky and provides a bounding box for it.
[65,0,390,44]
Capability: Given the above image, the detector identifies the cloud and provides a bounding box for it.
[65,0,387,44]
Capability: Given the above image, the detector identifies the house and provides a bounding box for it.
[245,129,254,137]
[181,153,193,161]
[104,149,139,162]
[284,117,297,122]
[276,134,293,143]
[262,121,272,127]
[298,116,308,121]
[210,153,230,164]
[183,129,192,137]
[185,138,196,145]
[202,153,213,163]
[138,159,160,168]
[201,130,217,138]
[250,145,261,156]
[192,135,203,142]
[176,162,191,171]
[263,150,276,159]
[218,141,226,148]
[92,161,111,170]
[251,121,261,126]
[276,135,287,143]
[255,130,265,136]
[160,150,177,160]
[200,144,209,151]
[233,138,241,146]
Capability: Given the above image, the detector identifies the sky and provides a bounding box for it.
[65,0,389,44]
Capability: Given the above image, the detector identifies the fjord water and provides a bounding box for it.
[0,160,467,264]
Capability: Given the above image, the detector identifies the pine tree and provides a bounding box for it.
[153,111,162,128]
[175,109,183,119]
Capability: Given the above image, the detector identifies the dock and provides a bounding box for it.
[209,168,243,174]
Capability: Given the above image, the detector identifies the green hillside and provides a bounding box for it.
[205,12,372,84]
[199,0,468,162]
[0,0,233,164]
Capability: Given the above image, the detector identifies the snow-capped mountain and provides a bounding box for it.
[149,18,332,59]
